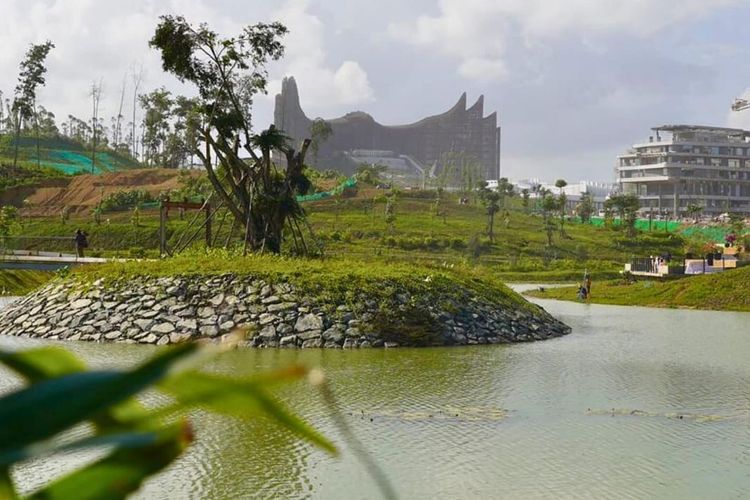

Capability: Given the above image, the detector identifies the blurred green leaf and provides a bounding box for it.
[0,347,154,434]
[0,347,87,382]
[159,371,337,454]
[0,344,197,457]
[0,429,169,467]
[28,421,192,500]
[0,467,17,500]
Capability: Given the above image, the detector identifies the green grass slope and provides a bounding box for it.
[0,269,55,295]
[526,266,750,311]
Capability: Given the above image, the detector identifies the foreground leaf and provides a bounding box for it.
[0,344,197,456]
[159,371,337,454]
[0,347,86,383]
[28,421,192,500]
[0,347,154,434]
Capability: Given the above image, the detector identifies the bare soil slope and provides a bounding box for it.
[25,169,193,213]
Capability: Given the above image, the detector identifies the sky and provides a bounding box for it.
[3,0,750,182]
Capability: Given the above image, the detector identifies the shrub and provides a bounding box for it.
[129,246,146,259]
[101,189,154,212]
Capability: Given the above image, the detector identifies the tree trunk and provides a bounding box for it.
[12,112,21,169]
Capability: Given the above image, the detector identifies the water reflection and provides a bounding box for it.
[3,293,750,498]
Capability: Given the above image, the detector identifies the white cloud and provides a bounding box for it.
[266,0,374,116]
[390,0,742,83]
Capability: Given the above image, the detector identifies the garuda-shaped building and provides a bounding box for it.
[274,77,501,180]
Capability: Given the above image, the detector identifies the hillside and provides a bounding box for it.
[0,135,139,174]
[526,265,750,311]
[25,168,191,213]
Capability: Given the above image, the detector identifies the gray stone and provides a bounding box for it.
[71,299,92,309]
[198,306,215,318]
[295,314,323,333]
[151,323,176,334]
[280,335,297,346]
[177,319,198,330]
[258,325,277,340]
[157,335,171,346]
[104,331,122,340]
[259,314,277,326]
[345,327,361,338]
[134,319,154,331]
[170,332,192,344]
[141,334,158,344]
[219,320,236,331]
[298,330,322,341]
[267,302,294,313]
[384,342,399,348]
[199,325,220,337]
[302,338,323,348]
[208,293,225,306]
[343,338,358,349]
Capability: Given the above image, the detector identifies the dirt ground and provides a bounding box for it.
[23,169,197,214]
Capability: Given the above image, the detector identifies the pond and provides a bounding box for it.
[2,289,750,498]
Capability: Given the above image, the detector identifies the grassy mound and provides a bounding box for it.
[526,266,750,312]
[73,251,538,315]
[0,270,56,295]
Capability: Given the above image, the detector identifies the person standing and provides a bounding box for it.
[74,229,88,258]
[584,270,592,298]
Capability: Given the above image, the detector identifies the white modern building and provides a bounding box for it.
[617,125,750,215]
[508,179,615,211]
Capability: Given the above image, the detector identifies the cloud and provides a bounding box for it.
[389,0,742,83]
[266,0,374,116]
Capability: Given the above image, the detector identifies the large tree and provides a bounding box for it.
[12,41,55,168]
[150,16,312,254]
[309,118,332,167]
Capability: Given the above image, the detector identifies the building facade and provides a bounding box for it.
[274,77,501,180]
[617,125,750,215]
[511,179,615,212]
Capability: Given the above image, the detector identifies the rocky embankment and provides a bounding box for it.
[0,274,571,348]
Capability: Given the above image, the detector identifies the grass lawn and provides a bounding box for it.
[525,265,750,312]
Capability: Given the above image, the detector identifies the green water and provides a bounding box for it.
[2,292,750,499]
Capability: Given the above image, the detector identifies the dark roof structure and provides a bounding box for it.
[273,77,501,179]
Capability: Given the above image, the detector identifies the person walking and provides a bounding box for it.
[74,229,88,258]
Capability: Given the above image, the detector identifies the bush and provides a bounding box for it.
[129,246,146,259]
[101,189,154,212]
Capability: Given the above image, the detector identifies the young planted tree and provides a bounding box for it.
[555,179,568,237]
[576,192,594,223]
[310,118,333,167]
[12,41,55,168]
[384,194,396,233]
[432,188,447,224]
[605,193,640,238]
[521,188,530,212]
[478,182,501,242]
[130,64,144,160]
[686,203,703,223]
[90,79,103,173]
[150,16,312,254]
[541,192,558,247]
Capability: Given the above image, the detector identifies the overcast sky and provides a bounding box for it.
[3,0,750,182]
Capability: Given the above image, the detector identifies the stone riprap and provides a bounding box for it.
[0,274,571,348]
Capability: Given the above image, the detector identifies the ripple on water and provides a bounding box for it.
[4,291,750,498]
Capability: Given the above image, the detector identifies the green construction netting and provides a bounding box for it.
[40,150,116,175]
[297,177,357,202]
[581,217,682,232]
